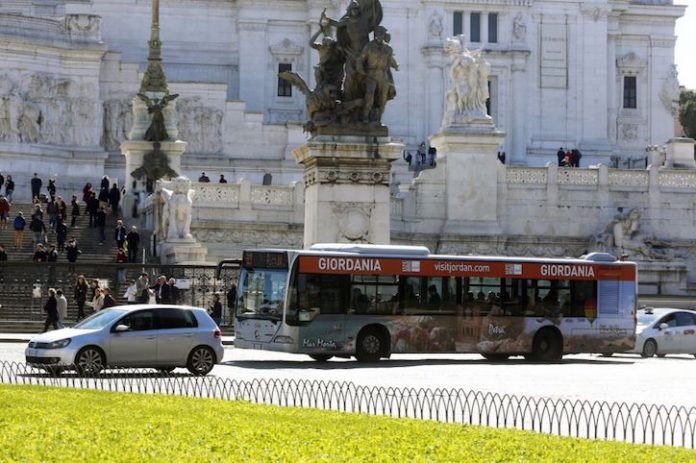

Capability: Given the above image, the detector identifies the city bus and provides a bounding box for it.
[228,244,637,362]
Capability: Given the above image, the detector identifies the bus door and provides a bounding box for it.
[236,265,288,344]
[292,273,350,352]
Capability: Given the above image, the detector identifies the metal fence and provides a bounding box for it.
[1,361,694,448]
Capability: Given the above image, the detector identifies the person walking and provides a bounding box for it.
[57,196,68,223]
[13,211,25,249]
[108,183,121,217]
[41,288,59,333]
[56,289,68,329]
[167,278,180,304]
[46,199,58,230]
[123,280,138,304]
[126,225,140,263]
[102,288,116,308]
[116,247,127,284]
[97,187,109,212]
[82,182,93,204]
[85,287,104,314]
[100,175,110,192]
[47,179,56,201]
[96,206,107,245]
[70,194,80,227]
[33,243,48,262]
[0,195,9,230]
[74,275,88,321]
[5,175,14,203]
[226,280,237,324]
[31,173,42,200]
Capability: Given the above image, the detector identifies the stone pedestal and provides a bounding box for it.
[431,124,506,234]
[665,137,696,169]
[636,260,688,295]
[293,136,403,248]
[120,139,187,219]
[159,239,208,264]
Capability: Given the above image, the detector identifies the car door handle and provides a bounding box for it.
[146,336,156,340]
[183,334,193,338]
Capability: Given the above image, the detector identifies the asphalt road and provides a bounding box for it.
[2,342,695,408]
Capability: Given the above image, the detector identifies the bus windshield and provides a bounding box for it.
[237,267,288,318]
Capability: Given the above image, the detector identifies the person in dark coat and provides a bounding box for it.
[210,293,222,325]
[100,175,110,191]
[556,147,565,167]
[87,192,99,227]
[96,207,107,245]
[126,226,140,263]
[97,187,109,211]
[114,219,127,249]
[41,288,59,332]
[70,194,80,227]
[47,179,56,201]
[30,173,42,200]
[108,183,121,217]
[226,280,237,315]
[56,219,68,252]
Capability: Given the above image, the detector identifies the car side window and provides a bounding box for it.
[157,308,198,329]
[675,312,696,327]
[659,314,677,328]
[118,310,154,332]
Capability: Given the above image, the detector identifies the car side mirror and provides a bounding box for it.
[659,323,668,331]
[114,324,129,332]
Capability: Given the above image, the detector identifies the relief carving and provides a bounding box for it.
[333,202,373,242]
[102,99,134,151]
[176,97,223,153]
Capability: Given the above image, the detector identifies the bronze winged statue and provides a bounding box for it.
[137,92,179,142]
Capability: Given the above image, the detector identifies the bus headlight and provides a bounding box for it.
[274,336,294,344]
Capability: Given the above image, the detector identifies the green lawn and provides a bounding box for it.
[0,385,694,462]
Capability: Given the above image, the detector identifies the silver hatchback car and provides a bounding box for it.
[25,305,225,375]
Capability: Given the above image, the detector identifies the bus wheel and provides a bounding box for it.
[481,353,510,362]
[309,354,333,362]
[641,339,657,358]
[355,329,384,363]
[530,328,563,362]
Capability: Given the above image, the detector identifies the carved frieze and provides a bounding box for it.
[505,168,547,184]
[658,171,696,189]
[193,184,240,204]
[250,186,293,206]
[333,202,374,241]
[176,97,223,154]
[608,170,648,188]
[62,14,102,40]
[557,169,597,186]
[310,166,391,185]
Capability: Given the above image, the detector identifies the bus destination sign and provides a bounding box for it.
[243,251,288,269]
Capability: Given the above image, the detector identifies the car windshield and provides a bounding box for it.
[637,311,658,326]
[237,268,288,318]
[74,308,128,329]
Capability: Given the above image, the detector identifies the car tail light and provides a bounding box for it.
[214,327,222,339]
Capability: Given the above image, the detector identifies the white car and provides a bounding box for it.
[630,308,696,358]
[25,305,225,375]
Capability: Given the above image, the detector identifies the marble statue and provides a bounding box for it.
[137,92,179,142]
[161,176,194,241]
[442,35,491,127]
[279,0,396,135]
[592,208,672,260]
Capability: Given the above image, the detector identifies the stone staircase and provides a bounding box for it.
[0,201,124,263]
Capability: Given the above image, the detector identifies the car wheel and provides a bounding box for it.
[75,347,105,376]
[355,329,384,363]
[157,367,176,374]
[309,354,333,362]
[641,339,657,358]
[187,346,216,376]
[529,328,563,362]
[481,353,510,362]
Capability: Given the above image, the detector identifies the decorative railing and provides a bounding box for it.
[0,361,694,448]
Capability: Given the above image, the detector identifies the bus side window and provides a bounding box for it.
[568,280,597,317]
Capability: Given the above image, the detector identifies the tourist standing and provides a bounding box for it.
[126,226,140,263]
[116,247,127,283]
[33,244,48,262]
[47,179,56,201]
[74,275,88,321]
[82,182,92,204]
[198,172,210,182]
[219,174,227,183]
[0,195,9,229]
[114,219,127,249]
[13,211,25,249]
[57,196,68,223]
[167,278,180,304]
[31,173,42,200]
[97,187,109,211]
[46,199,58,230]
[56,289,68,329]
[29,213,46,247]
[135,273,150,303]
[85,287,104,313]
[41,288,59,333]
[100,175,110,192]
[123,280,137,304]
[226,280,237,323]
[5,175,14,203]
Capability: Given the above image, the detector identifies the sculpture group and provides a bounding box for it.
[442,35,491,128]
[280,0,398,135]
